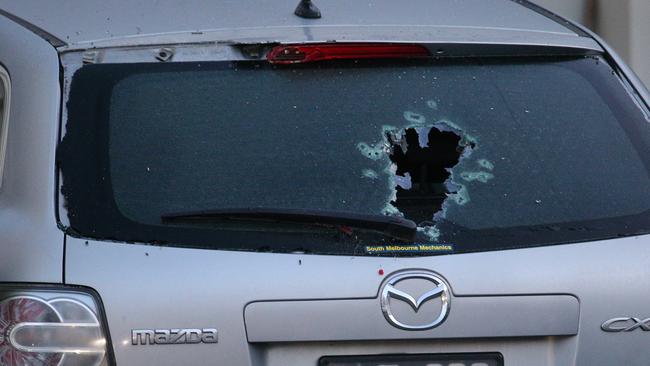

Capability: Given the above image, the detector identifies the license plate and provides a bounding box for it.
[319,353,504,366]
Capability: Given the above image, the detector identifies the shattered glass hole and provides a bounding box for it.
[388,126,465,224]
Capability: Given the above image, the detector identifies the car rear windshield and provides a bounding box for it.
[59,56,650,256]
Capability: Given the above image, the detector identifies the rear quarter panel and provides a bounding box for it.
[0,13,63,282]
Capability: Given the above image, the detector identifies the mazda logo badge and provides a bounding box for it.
[380,270,450,330]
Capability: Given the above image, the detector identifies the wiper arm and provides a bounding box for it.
[161,208,417,241]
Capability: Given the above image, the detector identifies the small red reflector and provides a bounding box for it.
[267,43,430,64]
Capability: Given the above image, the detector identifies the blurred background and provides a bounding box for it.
[533,0,650,87]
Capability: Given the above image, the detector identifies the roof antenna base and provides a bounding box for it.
[294,0,321,19]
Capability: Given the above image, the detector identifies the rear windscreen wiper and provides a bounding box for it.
[161,208,417,241]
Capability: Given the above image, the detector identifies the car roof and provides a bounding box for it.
[0,0,601,51]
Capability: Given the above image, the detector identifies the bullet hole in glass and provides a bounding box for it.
[388,127,468,224]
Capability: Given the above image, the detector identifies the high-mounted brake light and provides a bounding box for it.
[267,43,430,64]
[0,288,110,366]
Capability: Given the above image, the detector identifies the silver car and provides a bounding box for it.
[1,0,649,365]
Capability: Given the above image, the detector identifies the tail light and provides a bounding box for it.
[267,43,430,64]
[0,287,111,366]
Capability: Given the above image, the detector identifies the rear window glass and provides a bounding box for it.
[60,56,650,255]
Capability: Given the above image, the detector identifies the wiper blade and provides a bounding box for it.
[161,208,417,241]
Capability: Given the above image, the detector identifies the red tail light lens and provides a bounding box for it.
[267,43,430,64]
[0,289,109,366]
[0,297,63,365]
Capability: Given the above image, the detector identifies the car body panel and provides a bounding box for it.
[570,21,650,110]
[0,1,649,365]
[66,235,650,366]
[245,295,580,341]
[0,12,63,283]
[0,0,602,51]
[59,24,603,52]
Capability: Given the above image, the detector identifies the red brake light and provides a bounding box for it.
[267,43,430,64]
[0,291,108,366]
[0,297,63,366]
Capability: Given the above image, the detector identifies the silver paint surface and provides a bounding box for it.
[0,0,601,51]
[0,12,63,283]
[0,0,649,365]
[65,236,650,365]
[245,295,578,341]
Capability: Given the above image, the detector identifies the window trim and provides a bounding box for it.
[0,66,10,189]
